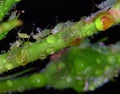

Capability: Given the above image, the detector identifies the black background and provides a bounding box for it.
[1,0,120,94]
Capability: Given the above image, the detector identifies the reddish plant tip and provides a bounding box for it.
[95,12,114,31]
[101,15,114,30]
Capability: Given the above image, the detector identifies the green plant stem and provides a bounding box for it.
[0,0,21,21]
[0,1,120,73]
[0,19,22,40]
[0,42,120,93]
[0,73,47,93]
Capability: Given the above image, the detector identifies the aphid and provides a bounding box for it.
[17,32,30,39]
[36,27,41,33]
[10,40,23,50]
[32,29,51,40]
[95,12,114,31]
[97,0,118,9]
[51,20,74,34]
[8,9,25,21]
[51,23,65,34]
[8,10,18,20]
[17,27,30,40]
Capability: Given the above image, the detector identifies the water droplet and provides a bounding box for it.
[2,59,6,64]
[74,58,84,72]
[17,86,25,92]
[69,33,74,37]
[89,85,94,91]
[96,58,101,64]
[76,76,82,80]
[105,66,110,72]
[82,33,87,36]
[4,7,8,11]
[0,66,3,71]
[0,13,4,16]
[86,30,93,36]
[40,54,46,59]
[6,80,13,87]
[95,70,102,76]
[30,74,46,87]
[107,56,115,64]
[47,48,54,54]
[46,36,56,44]
[5,64,13,70]
[66,76,72,83]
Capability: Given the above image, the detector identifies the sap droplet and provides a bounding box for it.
[6,80,13,87]
[5,64,13,70]
[47,48,54,54]
[46,36,56,44]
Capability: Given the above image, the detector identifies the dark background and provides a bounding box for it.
[1,0,120,94]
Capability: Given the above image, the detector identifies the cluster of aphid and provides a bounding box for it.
[10,0,118,50]
[10,20,74,49]
[98,0,118,9]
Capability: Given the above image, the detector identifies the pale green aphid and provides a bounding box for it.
[17,32,30,39]
[32,29,51,40]
[51,23,65,34]
[98,0,118,9]
[8,10,18,21]
[10,40,23,49]
[51,20,74,34]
